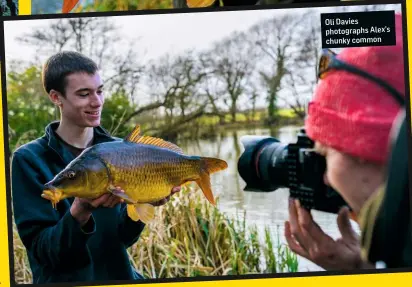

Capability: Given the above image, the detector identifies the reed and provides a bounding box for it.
[13,185,298,283]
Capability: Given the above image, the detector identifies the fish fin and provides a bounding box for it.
[108,185,136,204]
[194,157,227,206]
[200,157,228,174]
[136,203,155,224]
[124,124,141,142]
[127,204,140,222]
[136,136,184,154]
[127,203,155,223]
[62,0,79,13]
[196,173,216,206]
[124,125,184,154]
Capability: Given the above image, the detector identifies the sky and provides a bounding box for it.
[4,6,319,67]
[3,4,402,68]
[4,9,283,65]
[2,4,402,108]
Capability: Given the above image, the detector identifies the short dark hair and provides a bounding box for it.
[42,51,99,96]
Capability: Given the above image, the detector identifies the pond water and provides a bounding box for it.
[178,125,360,273]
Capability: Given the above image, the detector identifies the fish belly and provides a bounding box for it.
[99,143,200,203]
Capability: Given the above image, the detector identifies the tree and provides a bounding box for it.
[281,11,321,119]
[5,65,142,151]
[249,13,305,124]
[207,32,256,123]
[16,17,144,101]
[6,66,55,151]
[140,52,209,138]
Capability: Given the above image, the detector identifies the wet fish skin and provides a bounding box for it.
[42,124,228,223]
[92,141,210,203]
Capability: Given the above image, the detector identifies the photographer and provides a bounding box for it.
[284,13,409,270]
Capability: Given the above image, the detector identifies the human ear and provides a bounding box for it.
[49,89,63,107]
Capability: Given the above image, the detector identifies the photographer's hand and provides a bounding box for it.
[285,199,374,270]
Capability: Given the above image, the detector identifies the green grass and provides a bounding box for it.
[277,109,298,118]
[196,108,298,127]
[12,185,298,283]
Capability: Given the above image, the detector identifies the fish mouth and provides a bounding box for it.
[41,184,62,209]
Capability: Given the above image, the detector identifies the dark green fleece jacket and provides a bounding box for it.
[11,121,146,284]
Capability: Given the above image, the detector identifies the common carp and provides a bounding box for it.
[41,124,228,223]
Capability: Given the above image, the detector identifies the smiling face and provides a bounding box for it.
[55,72,104,128]
[42,51,104,129]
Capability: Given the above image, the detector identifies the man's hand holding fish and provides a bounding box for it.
[70,186,182,227]
[11,51,227,284]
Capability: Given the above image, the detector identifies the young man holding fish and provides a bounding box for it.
[11,51,180,283]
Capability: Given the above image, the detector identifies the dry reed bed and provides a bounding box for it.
[13,185,298,284]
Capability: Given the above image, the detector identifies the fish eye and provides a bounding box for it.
[67,171,76,179]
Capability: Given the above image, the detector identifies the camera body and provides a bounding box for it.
[237,128,349,214]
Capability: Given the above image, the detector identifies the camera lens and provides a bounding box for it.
[237,135,289,192]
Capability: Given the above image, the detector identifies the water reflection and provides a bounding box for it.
[178,126,360,272]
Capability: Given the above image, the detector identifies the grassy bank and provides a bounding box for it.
[13,185,298,283]
[196,109,302,127]
[132,109,305,142]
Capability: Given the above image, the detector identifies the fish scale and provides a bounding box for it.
[42,124,228,224]
[97,143,200,203]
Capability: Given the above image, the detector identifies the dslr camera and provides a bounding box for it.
[237,128,348,214]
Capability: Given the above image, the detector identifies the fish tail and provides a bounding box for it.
[199,157,228,174]
[194,157,228,206]
[195,173,215,206]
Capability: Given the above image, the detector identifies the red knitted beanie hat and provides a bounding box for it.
[305,13,405,164]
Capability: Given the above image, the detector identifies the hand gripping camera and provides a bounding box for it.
[237,128,348,214]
